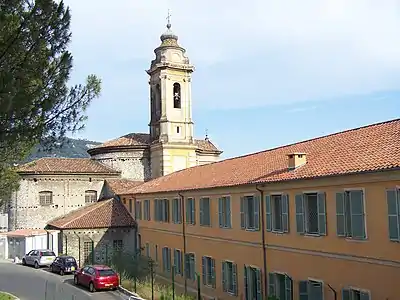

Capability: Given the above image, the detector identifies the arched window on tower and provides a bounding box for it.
[173,83,181,109]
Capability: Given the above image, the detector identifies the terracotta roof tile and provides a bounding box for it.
[17,158,120,175]
[47,198,136,229]
[88,132,222,153]
[127,119,400,195]
[106,179,144,195]
[6,229,58,237]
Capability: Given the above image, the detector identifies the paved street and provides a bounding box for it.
[0,261,131,300]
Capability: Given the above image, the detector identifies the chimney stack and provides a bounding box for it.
[287,153,307,170]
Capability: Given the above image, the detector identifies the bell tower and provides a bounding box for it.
[147,14,197,178]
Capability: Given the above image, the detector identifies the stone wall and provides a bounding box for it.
[91,149,151,181]
[60,227,137,267]
[7,174,116,230]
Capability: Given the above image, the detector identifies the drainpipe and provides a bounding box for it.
[178,191,187,295]
[73,232,81,267]
[327,283,337,300]
[255,185,268,300]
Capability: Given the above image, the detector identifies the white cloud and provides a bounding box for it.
[63,0,400,109]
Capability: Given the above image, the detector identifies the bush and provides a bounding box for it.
[110,249,153,282]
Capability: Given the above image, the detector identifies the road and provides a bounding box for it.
[0,261,132,300]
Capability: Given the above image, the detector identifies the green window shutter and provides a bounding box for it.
[191,198,196,225]
[266,195,272,231]
[256,268,262,300]
[244,266,248,299]
[186,199,190,224]
[211,258,216,288]
[205,198,211,226]
[201,257,206,285]
[191,254,196,280]
[232,263,238,295]
[240,197,245,229]
[168,248,172,272]
[184,254,189,278]
[282,194,289,233]
[285,275,293,300]
[172,199,176,223]
[221,261,226,292]
[162,248,167,272]
[174,249,177,271]
[254,195,260,230]
[268,273,276,297]
[295,194,305,234]
[317,192,327,235]
[387,189,399,241]
[299,281,308,300]
[360,291,370,300]
[226,197,232,228]
[336,192,346,236]
[350,190,366,239]
[199,198,204,225]
[218,198,223,228]
[342,289,350,300]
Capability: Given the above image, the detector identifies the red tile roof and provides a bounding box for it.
[6,229,59,237]
[106,179,144,195]
[17,158,120,175]
[87,133,222,154]
[126,119,400,195]
[46,198,136,229]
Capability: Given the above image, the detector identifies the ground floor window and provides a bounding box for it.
[222,261,238,295]
[342,288,370,300]
[184,253,195,280]
[202,256,216,288]
[162,247,171,273]
[268,272,292,300]
[299,279,323,300]
[244,265,262,300]
[83,241,92,264]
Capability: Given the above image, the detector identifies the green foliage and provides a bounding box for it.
[110,249,154,282]
[0,0,101,206]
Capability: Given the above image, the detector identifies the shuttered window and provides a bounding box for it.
[155,199,170,222]
[299,280,323,300]
[218,196,232,228]
[336,190,366,239]
[244,266,262,300]
[268,272,293,300]
[266,194,289,232]
[162,247,171,273]
[172,198,182,224]
[184,253,196,280]
[342,288,370,300]
[295,193,326,235]
[222,261,238,295]
[202,256,216,288]
[143,200,151,220]
[173,249,183,275]
[200,197,211,226]
[186,198,196,225]
[135,200,142,220]
[240,195,260,231]
[387,188,400,241]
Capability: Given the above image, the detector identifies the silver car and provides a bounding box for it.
[22,249,56,268]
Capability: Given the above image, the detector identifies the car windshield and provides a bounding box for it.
[65,257,76,263]
[40,251,56,256]
[98,269,115,276]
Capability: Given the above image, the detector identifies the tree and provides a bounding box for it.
[110,248,153,282]
[0,0,101,205]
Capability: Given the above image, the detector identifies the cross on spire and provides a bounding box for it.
[205,128,209,140]
[166,9,172,29]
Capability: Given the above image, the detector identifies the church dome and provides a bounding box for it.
[158,18,180,48]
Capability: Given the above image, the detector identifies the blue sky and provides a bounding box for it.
[65,0,400,159]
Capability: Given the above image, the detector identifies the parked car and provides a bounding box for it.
[22,249,56,269]
[74,265,119,293]
[50,255,78,275]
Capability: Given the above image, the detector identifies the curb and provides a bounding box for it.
[118,286,146,300]
[0,291,20,300]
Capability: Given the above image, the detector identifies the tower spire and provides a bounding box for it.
[166,9,172,29]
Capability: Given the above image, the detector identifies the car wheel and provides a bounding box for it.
[59,269,64,276]
[74,276,79,285]
[34,261,39,269]
[22,259,26,266]
[89,282,96,293]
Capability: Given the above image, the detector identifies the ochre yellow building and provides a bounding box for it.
[120,119,400,300]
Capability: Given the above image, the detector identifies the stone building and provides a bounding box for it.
[2,20,222,234]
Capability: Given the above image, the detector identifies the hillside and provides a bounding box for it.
[25,138,102,162]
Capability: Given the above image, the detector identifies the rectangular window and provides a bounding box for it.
[222,261,238,295]
[295,193,326,235]
[266,194,289,232]
[202,256,216,288]
[39,191,53,206]
[129,199,133,213]
[135,200,142,220]
[162,247,171,273]
[200,197,211,226]
[186,198,196,225]
[85,190,97,203]
[143,200,151,220]
[387,188,400,241]
[299,280,323,300]
[173,249,183,275]
[113,240,123,252]
[145,243,150,257]
[172,198,182,224]
[244,266,262,300]
[184,253,196,280]
[240,195,260,230]
[342,287,370,300]
[154,199,170,222]
[336,190,366,239]
[218,196,232,228]
[83,241,92,264]
[268,272,293,300]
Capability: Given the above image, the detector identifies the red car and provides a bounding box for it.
[73,265,119,292]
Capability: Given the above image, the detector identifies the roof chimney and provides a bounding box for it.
[287,153,307,170]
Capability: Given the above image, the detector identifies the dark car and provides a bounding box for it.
[50,255,78,275]
[74,265,119,293]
